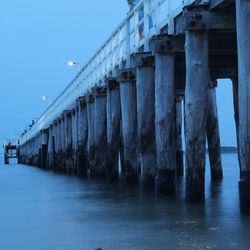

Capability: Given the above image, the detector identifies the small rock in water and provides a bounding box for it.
[94,248,102,250]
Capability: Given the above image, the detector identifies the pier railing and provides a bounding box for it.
[20,0,199,144]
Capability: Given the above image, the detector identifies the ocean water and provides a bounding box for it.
[0,154,249,250]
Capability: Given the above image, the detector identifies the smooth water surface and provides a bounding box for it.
[0,154,250,250]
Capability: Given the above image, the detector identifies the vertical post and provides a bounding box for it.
[231,76,242,175]
[47,124,55,170]
[136,53,157,186]
[77,96,89,177]
[86,93,96,177]
[206,80,223,180]
[56,117,63,171]
[176,96,184,177]
[64,110,73,174]
[94,86,107,179]
[71,107,78,175]
[153,36,177,194]
[120,123,126,173]
[61,113,67,172]
[184,28,209,201]
[41,129,48,169]
[236,0,250,209]
[119,69,139,184]
[53,120,58,171]
[106,78,121,181]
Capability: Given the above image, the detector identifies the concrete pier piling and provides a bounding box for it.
[119,69,139,184]
[76,96,88,177]
[53,120,59,171]
[47,124,55,170]
[56,116,63,172]
[135,53,157,187]
[184,28,209,201]
[232,76,242,175]
[94,86,107,179]
[64,110,74,174]
[106,77,121,181]
[206,80,223,180]
[60,113,67,172]
[153,36,177,194]
[71,107,78,175]
[236,0,250,209]
[86,93,96,177]
[41,129,48,169]
[175,96,184,177]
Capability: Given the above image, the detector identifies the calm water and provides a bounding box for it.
[0,154,250,250]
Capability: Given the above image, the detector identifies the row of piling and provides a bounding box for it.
[19,1,250,203]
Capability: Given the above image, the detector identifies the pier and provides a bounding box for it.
[17,0,250,204]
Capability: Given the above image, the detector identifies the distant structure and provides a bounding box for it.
[3,140,20,164]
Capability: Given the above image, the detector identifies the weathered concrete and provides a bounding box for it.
[120,124,126,174]
[86,93,96,177]
[154,48,176,194]
[76,96,88,177]
[206,81,223,180]
[106,78,121,181]
[119,69,139,184]
[135,53,157,187]
[94,86,107,179]
[175,96,184,177]
[71,107,78,175]
[60,113,67,172]
[56,117,64,171]
[184,29,209,201]
[64,110,74,174]
[232,76,242,175]
[236,0,250,210]
[53,119,59,171]
[41,129,48,169]
[47,124,55,170]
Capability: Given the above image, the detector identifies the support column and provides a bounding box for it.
[236,0,250,209]
[41,129,48,169]
[206,80,223,180]
[184,29,209,201]
[64,110,73,174]
[56,117,63,171]
[86,93,96,177]
[176,96,184,177]
[119,69,139,184]
[76,96,88,177]
[94,86,107,179]
[71,107,78,175]
[231,76,242,175]
[153,38,177,194]
[53,120,59,171]
[60,113,67,172]
[47,124,55,170]
[136,53,157,186]
[106,78,121,181]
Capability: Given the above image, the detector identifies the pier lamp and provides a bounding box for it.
[68,60,81,71]
[42,96,51,105]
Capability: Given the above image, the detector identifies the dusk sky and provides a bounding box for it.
[0,0,236,146]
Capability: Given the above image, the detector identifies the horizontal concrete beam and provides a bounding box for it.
[175,4,236,34]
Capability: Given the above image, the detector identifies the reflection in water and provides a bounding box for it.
[0,154,249,250]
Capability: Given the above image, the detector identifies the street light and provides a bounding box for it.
[68,60,81,71]
[42,96,51,105]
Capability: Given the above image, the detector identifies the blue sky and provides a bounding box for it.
[0,0,236,146]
